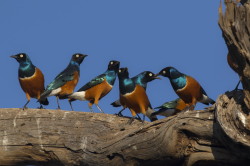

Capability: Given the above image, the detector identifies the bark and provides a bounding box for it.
[218,0,250,109]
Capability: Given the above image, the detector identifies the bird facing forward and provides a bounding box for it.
[118,68,159,124]
[11,53,49,109]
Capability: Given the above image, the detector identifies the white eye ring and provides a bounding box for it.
[149,73,153,76]
[119,69,121,73]
[20,54,24,58]
[110,61,113,65]
[76,54,79,58]
[163,71,166,74]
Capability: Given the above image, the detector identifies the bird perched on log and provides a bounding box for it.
[11,53,49,109]
[38,53,87,109]
[111,71,160,116]
[227,53,241,90]
[152,98,186,117]
[118,68,158,124]
[157,67,215,110]
[68,60,120,113]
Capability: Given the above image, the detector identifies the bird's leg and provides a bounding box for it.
[88,103,94,113]
[127,116,136,125]
[96,104,104,113]
[69,100,74,111]
[117,108,125,116]
[23,100,30,110]
[188,99,196,111]
[56,96,61,110]
[183,105,195,112]
[189,105,195,111]
[234,80,241,91]
[38,104,43,109]
[128,109,137,124]
[136,114,142,120]
[142,114,145,123]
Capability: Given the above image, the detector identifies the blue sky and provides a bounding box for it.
[1,1,233,119]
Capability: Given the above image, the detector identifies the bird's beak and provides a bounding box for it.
[155,73,161,76]
[10,55,18,59]
[154,74,161,80]
[115,61,120,66]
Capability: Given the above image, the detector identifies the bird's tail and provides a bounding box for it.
[69,98,76,102]
[38,90,51,103]
[111,99,121,107]
[39,98,49,105]
[200,88,215,105]
[146,108,158,122]
[200,95,215,105]
[209,98,215,105]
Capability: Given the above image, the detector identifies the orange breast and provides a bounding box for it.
[84,80,112,104]
[19,68,45,99]
[176,76,203,105]
[58,71,79,97]
[122,85,150,115]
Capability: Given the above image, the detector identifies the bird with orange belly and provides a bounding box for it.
[118,68,158,124]
[11,53,49,109]
[38,53,87,109]
[68,60,120,113]
[111,70,161,118]
[157,67,215,110]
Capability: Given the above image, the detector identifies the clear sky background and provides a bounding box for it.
[0,1,234,120]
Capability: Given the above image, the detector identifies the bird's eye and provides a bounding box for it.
[19,54,24,58]
[149,73,153,77]
[76,54,79,58]
[163,71,166,74]
[110,61,113,65]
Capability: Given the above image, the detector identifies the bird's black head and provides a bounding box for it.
[10,53,30,63]
[118,67,129,79]
[142,71,161,82]
[108,60,120,72]
[157,67,173,78]
[71,53,88,65]
[158,66,183,79]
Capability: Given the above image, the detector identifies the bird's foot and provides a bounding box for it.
[89,108,94,113]
[127,117,135,125]
[116,112,124,117]
[38,105,44,109]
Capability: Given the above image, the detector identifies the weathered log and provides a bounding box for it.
[0,100,248,166]
[215,90,250,160]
